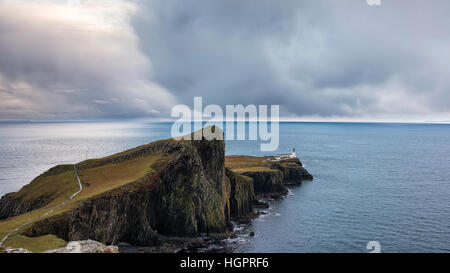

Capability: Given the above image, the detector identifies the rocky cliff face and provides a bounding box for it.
[0,193,43,220]
[239,170,288,198]
[270,158,314,185]
[226,168,255,219]
[23,177,161,246]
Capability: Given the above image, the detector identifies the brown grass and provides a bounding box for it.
[231,166,277,173]
[225,156,269,168]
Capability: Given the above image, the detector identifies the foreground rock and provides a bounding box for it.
[44,240,118,253]
[1,247,32,253]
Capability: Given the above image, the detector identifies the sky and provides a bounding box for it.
[0,0,450,122]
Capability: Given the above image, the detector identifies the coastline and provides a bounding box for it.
[0,127,313,253]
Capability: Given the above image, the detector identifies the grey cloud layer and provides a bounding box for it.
[0,0,174,119]
[134,0,450,120]
[1,0,450,120]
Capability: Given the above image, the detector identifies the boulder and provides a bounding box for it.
[44,240,118,253]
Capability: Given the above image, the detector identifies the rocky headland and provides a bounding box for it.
[0,126,312,253]
[225,155,313,198]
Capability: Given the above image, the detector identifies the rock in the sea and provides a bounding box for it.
[44,240,118,253]
[253,200,270,209]
[249,232,255,237]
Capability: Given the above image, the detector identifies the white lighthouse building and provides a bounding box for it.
[271,148,297,161]
[290,148,296,158]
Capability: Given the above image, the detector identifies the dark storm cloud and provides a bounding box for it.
[1,0,450,120]
[133,0,450,120]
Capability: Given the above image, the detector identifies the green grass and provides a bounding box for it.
[225,156,268,168]
[0,153,170,252]
[225,155,275,173]
[74,154,166,203]
[2,234,67,253]
[5,165,78,203]
[231,166,277,173]
[225,155,301,174]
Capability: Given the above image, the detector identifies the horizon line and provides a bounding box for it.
[1,118,450,125]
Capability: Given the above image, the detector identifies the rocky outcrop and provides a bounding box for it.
[0,191,52,221]
[239,170,288,198]
[226,156,313,199]
[269,158,313,185]
[0,193,42,220]
[44,240,118,253]
[1,247,32,253]
[226,168,255,219]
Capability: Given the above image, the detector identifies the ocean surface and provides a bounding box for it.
[0,121,449,253]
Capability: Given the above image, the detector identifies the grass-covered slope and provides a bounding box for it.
[225,156,274,173]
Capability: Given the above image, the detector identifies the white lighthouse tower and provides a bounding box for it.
[290,148,296,158]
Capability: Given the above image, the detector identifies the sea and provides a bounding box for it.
[0,121,449,253]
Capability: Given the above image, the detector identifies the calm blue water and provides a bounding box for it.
[0,121,449,253]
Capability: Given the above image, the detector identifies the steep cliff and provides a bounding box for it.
[226,168,255,219]
[238,170,288,198]
[269,158,314,185]
[0,192,45,220]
